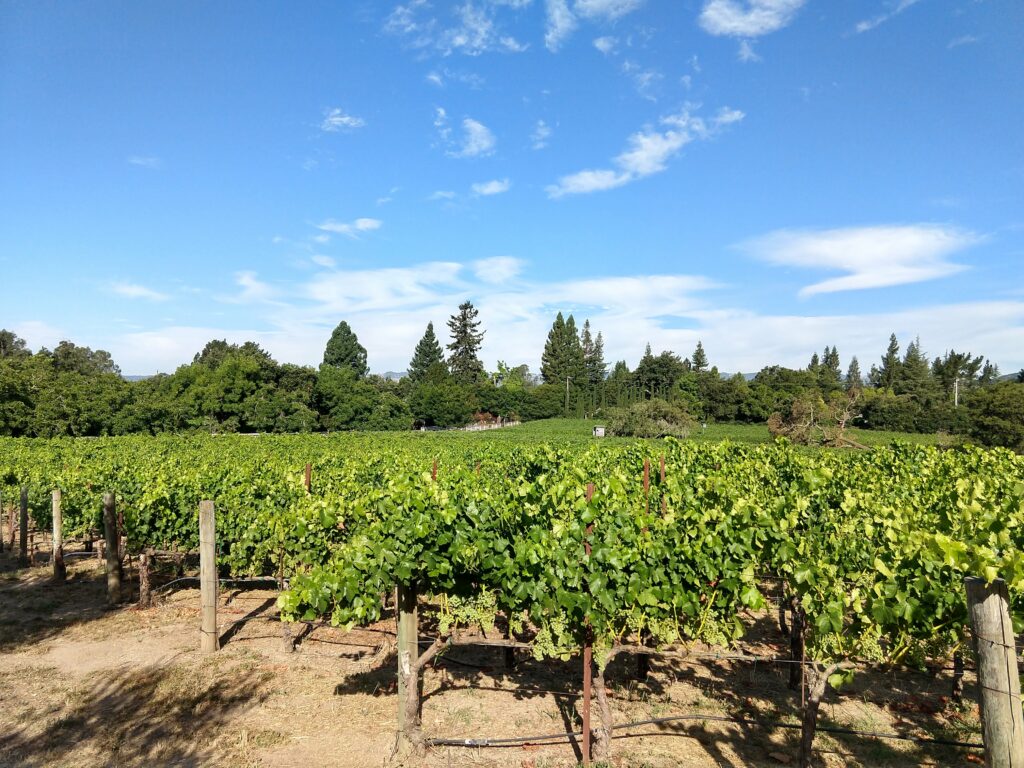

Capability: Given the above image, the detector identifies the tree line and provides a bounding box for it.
[1,306,1021,449]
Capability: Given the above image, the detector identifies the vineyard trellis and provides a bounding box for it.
[2,431,1023,765]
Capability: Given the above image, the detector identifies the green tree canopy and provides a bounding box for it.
[407,322,446,383]
[323,321,368,377]
[446,301,485,384]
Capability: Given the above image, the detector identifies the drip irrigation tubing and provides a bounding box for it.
[425,713,984,750]
[154,576,282,593]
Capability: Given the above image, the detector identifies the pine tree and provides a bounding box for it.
[845,356,862,391]
[407,322,446,383]
[586,330,607,387]
[540,312,585,387]
[541,313,567,384]
[871,333,901,390]
[979,360,1000,385]
[691,341,708,373]
[809,352,820,370]
[896,337,931,398]
[322,321,368,377]
[818,345,841,391]
[446,301,485,384]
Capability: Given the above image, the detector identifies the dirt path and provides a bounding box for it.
[0,550,982,767]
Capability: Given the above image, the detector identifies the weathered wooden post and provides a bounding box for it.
[581,482,596,766]
[52,490,65,582]
[103,493,121,605]
[396,584,418,730]
[138,549,151,608]
[965,577,1024,768]
[19,486,29,565]
[304,463,312,493]
[199,500,218,653]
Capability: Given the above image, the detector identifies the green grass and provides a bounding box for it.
[489,418,957,448]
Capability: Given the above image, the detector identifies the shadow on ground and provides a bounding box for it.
[0,660,272,767]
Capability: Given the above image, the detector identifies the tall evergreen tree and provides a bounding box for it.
[540,312,585,386]
[808,352,820,370]
[895,337,931,397]
[871,333,901,390]
[446,300,485,384]
[979,360,1001,385]
[323,321,368,376]
[845,356,863,391]
[691,341,708,373]
[586,330,607,387]
[407,322,446,383]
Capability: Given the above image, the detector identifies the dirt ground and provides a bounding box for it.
[0,546,986,768]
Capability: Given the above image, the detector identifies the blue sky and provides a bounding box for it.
[1,0,1022,375]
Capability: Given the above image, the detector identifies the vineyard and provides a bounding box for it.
[2,431,1024,766]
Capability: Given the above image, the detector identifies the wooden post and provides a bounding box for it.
[8,497,16,551]
[582,482,596,766]
[103,494,121,605]
[396,585,419,731]
[199,500,218,653]
[304,463,312,493]
[965,577,1024,768]
[19,486,29,565]
[52,490,66,582]
[138,550,151,607]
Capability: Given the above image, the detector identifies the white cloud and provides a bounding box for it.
[473,256,524,283]
[311,234,331,244]
[545,0,578,51]
[385,1,528,56]
[737,39,761,62]
[429,190,457,200]
[218,271,277,305]
[547,105,744,198]
[311,255,336,268]
[741,224,981,296]
[948,34,980,50]
[112,281,170,301]
[447,117,496,158]
[11,321,65,351]
[127,155,161,169]
[320,108,365,131]
[622,61,663,101]
[94,260,1024,376]
[471,178,511,195]
[699,0,806,37]
[593,35,617,54]
[574,0,644,20]
[855,0,922,33]
[316,217,383,238]
[531,119,552,149]
[426,71,444,86]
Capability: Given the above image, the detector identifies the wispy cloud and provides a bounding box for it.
[575,0,644,20]
[437,114,496,158]
[741,224,982,296]
[622,60,663,101]
[311,255,336,268]
[737,39,761,62]
[699,0,806,37]
[101,260,1024,377]
[545,0,643,51]
[385,1,528,56]
[531,119,552,149]
[316,217,383,238]
[320,108,365,131]
[127,155,161,169]
[429,190,457,201]
[473,256,524,283]
[112,281,169,301]
[218,271,278,305]
[471,178,511,196]
[593,35,617,55]
[547,105,744,198]
[544,0,578,51]
[948,34,980,50]
[854,0,922,34]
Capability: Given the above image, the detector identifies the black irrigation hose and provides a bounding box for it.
[426,713,985,750]
[153,576,282,593]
